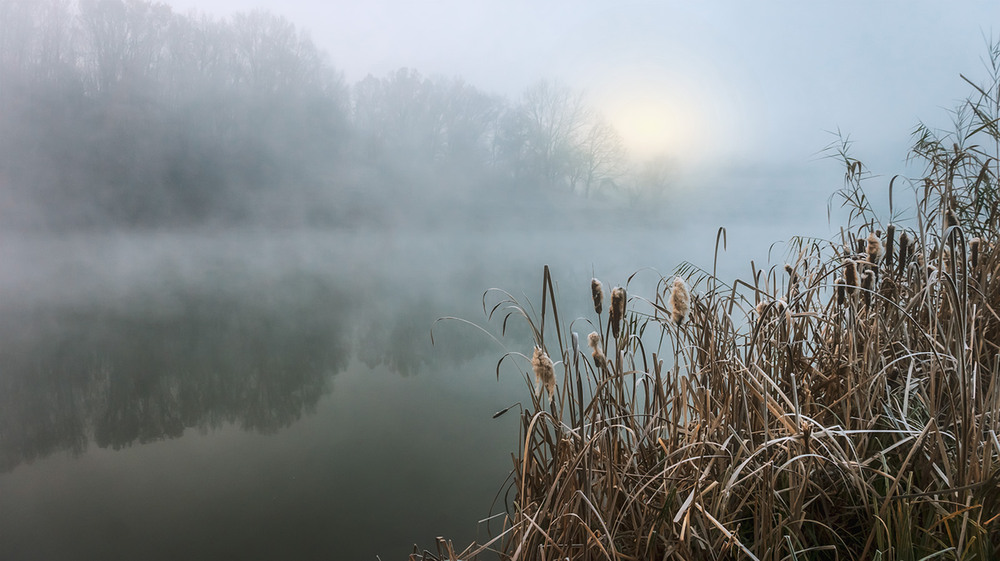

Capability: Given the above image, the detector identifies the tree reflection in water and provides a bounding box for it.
[0,266,505,472]
[0,272,354,470]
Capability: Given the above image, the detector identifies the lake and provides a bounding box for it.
[0,170,839,560]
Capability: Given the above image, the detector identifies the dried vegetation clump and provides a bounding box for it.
[414,53,1000,561]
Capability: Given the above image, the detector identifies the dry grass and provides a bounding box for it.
[414,51,1000,561]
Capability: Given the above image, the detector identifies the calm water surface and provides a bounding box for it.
[0,175,836,560]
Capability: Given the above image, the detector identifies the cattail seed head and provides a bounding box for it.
[861,269,874,307]
[587,332,606,370]
[587,331,601,350]
[898,231,910,276]
[835,276,846,306]
[591,278,603,315]
[531,346,556,403]
[945,208,959,229]
[970,237,981,270]
[669,276,690,326]
[866,232,882,264]
[843,258,859,294]
[884,224,896,271]
[610,287,626,339]
[856,238,867,255]
[755,300,767,317]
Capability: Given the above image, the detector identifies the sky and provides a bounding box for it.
[165,0,1000,170]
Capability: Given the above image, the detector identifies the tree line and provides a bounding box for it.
[0,0,671,230]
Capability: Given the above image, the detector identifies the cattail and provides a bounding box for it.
[587,331,601,350]
[843,258,858,294]
[610,287,626,339]
[897,232,910,277]
[835,276,846,306]
[669,276,690,326]
[755,300,767,317]
[970,237,981,270]
[532,346,556,403]
[591,278,603,315]
[861,269,874,307]
[856,238,867,255]
[866,231,882,265]
[884,224,896,272]
[945,208,959,229]
[587,331,606,370]
[784,263,800,286]
[784,264,800,299]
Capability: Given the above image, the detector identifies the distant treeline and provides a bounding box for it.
[0,0,670,230]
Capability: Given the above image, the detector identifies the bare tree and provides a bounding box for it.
[78,0,174,94]
[517,79,589,188]
[572,115,626,197]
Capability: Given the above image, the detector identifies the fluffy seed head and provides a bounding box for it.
[755,300,767,317]
[866,232,882,264]
[861,270,874,307]
[970,237,981,269]
[945,208,959,229]
[532,346,556,403]
[669,276,690,326]
[898,231,910,276]
[586,332,607,370]
[885,224,896,271]
[587,331,601,350]
[835,276,846,306]
[610,287,626,339]
[843,258,858,293]
[591,278,603,315]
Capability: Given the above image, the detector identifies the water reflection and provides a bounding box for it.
[0,272,355,471]
[0,256,507,474]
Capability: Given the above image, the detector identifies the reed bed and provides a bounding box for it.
[415,68,1000,561]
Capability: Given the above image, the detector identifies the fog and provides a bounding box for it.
[0,1,991,559]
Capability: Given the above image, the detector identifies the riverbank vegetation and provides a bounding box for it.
[414,49,1000,561]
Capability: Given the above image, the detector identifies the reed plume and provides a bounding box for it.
[885,224,896,271]
[587,331,606,371]
[669,276,689,326]
[945,208,959,229]
[861,269,874,307]
[866,231,882,264]
[898,231,910,276]
[531,346,555,403]
[591,278,603,314]
[609,287,626,339]
[843,258,859,294]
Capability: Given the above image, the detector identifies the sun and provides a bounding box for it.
[585,63,740,165]
[599,91,703,162]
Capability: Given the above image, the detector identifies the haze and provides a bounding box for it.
[2,1,1000,559]
[167,0,1000,168]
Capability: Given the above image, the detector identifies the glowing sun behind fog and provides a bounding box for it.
[589,64,744,166]
[602,95,697,161]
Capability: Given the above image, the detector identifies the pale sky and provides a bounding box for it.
[166,0,1000,169]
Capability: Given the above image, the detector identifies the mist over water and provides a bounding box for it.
[0,1,860,559]
[0,169,838,560]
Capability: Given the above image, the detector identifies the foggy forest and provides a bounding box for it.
[0,0,672,233]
